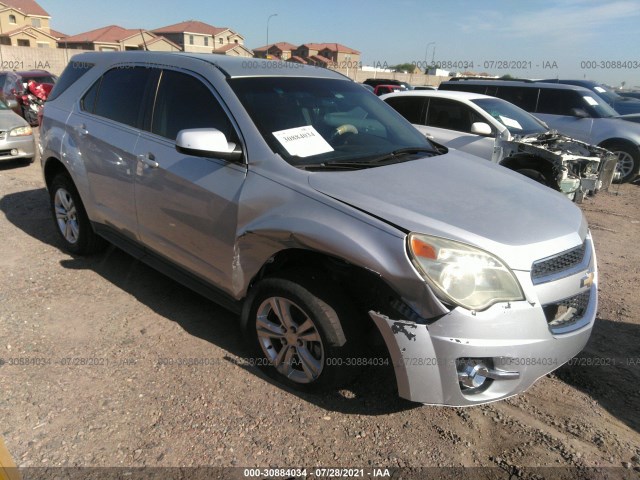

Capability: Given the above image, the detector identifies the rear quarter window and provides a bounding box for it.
[47,63,93,102]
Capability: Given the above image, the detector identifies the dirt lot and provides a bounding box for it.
[0,143,639,479]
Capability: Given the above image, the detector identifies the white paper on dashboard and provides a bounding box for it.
[499,115,523,130]
[272,125,334,158]
[583,96,599,106]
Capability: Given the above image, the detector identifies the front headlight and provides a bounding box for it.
[408,233,524,311]
[9,126,33,137]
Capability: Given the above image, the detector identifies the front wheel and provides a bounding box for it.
[245,276,360,392]
[608,142,640,183]
[49,173,106,255]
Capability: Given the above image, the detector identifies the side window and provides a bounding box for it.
[151,69,235,141]
[495,86,538,112]
[81,78,100,113]
[426,98,484,133]
[536,89,586,116]
[385,96,426,124]
[92,67,157,128]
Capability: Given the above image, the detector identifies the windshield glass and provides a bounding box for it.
[229,77,436,167]
[471,97,547,135]
[579,92,619,117]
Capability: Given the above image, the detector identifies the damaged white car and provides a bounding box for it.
[383,90,617,202]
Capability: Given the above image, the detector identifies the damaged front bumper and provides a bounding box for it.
[370,235,597,406]
[495,132,618,202]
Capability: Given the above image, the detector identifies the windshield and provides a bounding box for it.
[471,97,547,135]
[229,77,436,167]
[579,92,619,117]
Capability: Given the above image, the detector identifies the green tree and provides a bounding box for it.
[391,63,418,73]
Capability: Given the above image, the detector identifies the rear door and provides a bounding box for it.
[133,68,246,291]
[68,66,159,238]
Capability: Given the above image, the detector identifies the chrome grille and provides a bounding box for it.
[531,242,587,282]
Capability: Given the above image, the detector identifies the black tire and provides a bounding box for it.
[516,168,559,191]
[244,275,361,392]
[606,142,640,183]
[49,173,106,255]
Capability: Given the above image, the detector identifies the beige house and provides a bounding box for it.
[0,0,58,47]
[253,42,297,60]
[259,42,360,67]
[153,20,250,56]
[60,25,181,52]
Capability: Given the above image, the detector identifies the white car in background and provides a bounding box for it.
[382,90,617,202]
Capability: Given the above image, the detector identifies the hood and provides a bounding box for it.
[308,151,587,270]
[0,109,28,130]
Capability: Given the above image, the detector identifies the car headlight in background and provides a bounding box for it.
[9,126,33,137]
[408,233,524,311]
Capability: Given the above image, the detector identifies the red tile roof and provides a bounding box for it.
[153,20,228,36]
[0,0,49,16]
[297,43,359,54]
[49,28,67,39]
[0,24,56,39]
[63,25,144,44]
[309,54,333,65]
[287,56,307,64]
[254,42,297,52]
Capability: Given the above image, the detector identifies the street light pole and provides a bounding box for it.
[424,42,435,72]
[266,13,278,48]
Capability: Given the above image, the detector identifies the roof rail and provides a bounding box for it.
[448,77,534,83]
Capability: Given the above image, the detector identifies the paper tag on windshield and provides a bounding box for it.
[583,96,599,106]
[499,115,522,130]
[594,86,606,93]
[272,126,334,158]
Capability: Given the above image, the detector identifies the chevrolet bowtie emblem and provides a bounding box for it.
[581,272,595,288]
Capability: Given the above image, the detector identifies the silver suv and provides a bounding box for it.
[40,52,597,406]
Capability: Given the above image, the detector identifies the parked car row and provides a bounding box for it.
[437,78,640,183]
[39,52,598,406]
[383,90,617,201]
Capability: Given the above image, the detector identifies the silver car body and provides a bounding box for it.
[382,90,617,201]
[40,52,597,406]
[0,101,35,162]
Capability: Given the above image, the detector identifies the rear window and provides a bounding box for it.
[48,62,92,102]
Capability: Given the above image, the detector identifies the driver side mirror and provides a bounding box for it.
[5,98,18,110]
[570,108,590,118]
[470,122,493,136]
[176,128,243,162]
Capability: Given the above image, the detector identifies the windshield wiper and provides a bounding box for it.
[296,147,437,171]
[347,147,437,165]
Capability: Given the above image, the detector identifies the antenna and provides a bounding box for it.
[140,29,148,51]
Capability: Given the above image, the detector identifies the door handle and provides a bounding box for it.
[139,152,159,168]
[76,124,89,136]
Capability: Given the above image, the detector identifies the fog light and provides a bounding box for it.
[10,149,18,156]
[458,363,488,389]
[457,357,520,392]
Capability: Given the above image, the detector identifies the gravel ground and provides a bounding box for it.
[0,141,639,479]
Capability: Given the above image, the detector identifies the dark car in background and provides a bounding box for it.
[0,70,57,122]
[539,79,640,116]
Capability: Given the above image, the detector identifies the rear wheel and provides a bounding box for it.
[49,173,106,255]
[245,276,360,392]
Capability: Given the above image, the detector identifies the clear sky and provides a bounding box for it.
[37,0,640,87]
